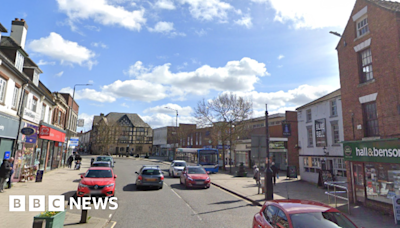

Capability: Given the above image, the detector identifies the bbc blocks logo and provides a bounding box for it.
[9,195,118,211]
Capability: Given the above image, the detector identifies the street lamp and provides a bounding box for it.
[329,31,341,37]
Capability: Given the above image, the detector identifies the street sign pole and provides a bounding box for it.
[265,104,273,200]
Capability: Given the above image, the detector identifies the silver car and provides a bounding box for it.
[168,160,187,177]
[135,165,164,190]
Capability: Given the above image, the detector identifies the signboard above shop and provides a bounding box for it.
[343,139,400,164]
[21,127,35,136]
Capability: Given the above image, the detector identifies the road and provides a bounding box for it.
[68,157,260,227]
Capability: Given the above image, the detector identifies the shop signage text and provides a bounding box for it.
[23,109,40,124]
[21,127,35,136]
[39,126,66,143]
[344,140,400,163]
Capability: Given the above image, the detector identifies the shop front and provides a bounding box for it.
[0,112,19,160]
[344,139,400,211]
[38,124,66,172]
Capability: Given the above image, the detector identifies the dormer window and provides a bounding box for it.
[15,51,24,72]
[33,71,39,86]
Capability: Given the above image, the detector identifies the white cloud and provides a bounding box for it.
[102,80,168,102]
[88,80,94,84]
[233,84,337,111]
[59,87,116,102]
[28,32,97,70]
[235,16,252,28]
[178,0,234,22]
[148,21,186,37]
[255,0,356,29]
[55,71,64,77]
[56,0,147,31]
[195,29,207,36]
[91,42,107,48]
[121,102,129,108]
[85,25,101,31]
[141,113,197,129]
[124,61,151,77]
[76,113,94,131]
[37,60,56,66]
[278,55,284,60]
[155,0,176,10]
[143,103,193,116]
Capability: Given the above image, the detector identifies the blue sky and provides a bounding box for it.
[0,0,359,131]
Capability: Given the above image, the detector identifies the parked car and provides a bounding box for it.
[91,161,111,168]
[252,199,359,228]
[135,165,164,190]
[180,165,211,189]
[76,167,117,198]
[169,160,187,177]
[96,156,115,167]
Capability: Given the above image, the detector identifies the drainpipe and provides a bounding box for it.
[12,82,29,158]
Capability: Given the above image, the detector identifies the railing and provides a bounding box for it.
[324,181,351,215]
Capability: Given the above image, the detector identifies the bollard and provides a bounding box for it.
[32,219,46,228]
[80,209,88,223]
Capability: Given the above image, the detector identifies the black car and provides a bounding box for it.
[135,165,164,190]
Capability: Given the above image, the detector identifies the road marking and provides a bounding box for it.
[109,214,112,219]
[164,182,169,187]
[110,221,117,228]
[170,188,202,221]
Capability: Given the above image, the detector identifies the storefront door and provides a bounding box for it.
[353,162,366,203]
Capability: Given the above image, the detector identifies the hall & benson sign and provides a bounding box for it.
[343,139,400,163]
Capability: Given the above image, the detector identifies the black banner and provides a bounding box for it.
[287,165,297,178]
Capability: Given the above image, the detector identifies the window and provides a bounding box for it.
[0,77,7,103]
[334,158,347,178]
[199,133,202,145]
[31,98,37,112]
[33,71,39,86]
[15,51,24,72]
[307,126,313,147]
[263,206,278,223]
[330,100,337,116]
[196,133,198,145]
[306,109,312,122]
[11,86,19,109]
[275,209,289,228]
[48,108,52,123]
[365,163,400,204]
[363,102,379,137]
[357,17,369,37]
[331,121,340,145]
[58,111,61,124]
[360,48,373,82]
[40,104,46,121]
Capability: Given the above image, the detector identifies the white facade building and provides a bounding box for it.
[296,89,346,183]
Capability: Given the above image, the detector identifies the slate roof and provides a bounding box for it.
[296,89,341,110]
[0,23,7,33]
[92,112,151,128]
[0,36,29,57]
[366,0,400,12]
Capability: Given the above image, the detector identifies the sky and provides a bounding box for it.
[0,0,363,131]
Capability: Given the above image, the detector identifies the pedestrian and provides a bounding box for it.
[67,155,73,168]
[74,153,82,170]
[7,157,14,189]
[253,165,260,186]
[271,162,278,185]
[0,157,13,193]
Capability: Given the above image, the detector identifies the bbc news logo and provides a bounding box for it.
[9,195,118,211]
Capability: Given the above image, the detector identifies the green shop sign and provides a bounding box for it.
[343,139,400,163]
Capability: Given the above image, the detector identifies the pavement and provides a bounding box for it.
[0,155,112,228]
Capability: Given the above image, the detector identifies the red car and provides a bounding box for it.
[253,199,359,228]
[180,165,211,189]
[77,167,117,197]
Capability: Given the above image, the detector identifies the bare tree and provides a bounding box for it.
[93,120,124,155]
[194,93,253,171]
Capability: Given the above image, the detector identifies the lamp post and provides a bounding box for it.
[165,107,178,159]
[265,104,273,200]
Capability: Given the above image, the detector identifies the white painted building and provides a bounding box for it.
[296,89,346,183]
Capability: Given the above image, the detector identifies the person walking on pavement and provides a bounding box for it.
[7,157,14,189]
[67,155,73,169]
[74,153,82,170]
[270,162,278,185]
[253,165,260,187]
[0,157,13,193]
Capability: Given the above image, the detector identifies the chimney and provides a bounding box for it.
[10,18,28,49]
[100,113,104,117]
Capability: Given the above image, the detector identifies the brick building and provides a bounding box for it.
[337,0,400,214]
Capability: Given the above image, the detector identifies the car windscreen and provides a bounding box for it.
[93,163,109,167]
[142,169,161,175]
[174,162,186,167]
[85,170,113,178]
[290,212,357,228]
[96,157,112,161]
[188,167,206,174]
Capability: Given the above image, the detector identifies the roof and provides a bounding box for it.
[93,112,151,128]
[24,56,43,73]
[0,36,29,56]
[268,199,337,214]
[296,89,341,110]
[366,0,400,12]
[0,23,7,33]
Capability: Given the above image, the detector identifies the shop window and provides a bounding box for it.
[334,158,347,178]
[365,163,400,204]
[363,102,379,137]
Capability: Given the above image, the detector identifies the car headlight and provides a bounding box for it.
[105,183,115,187]
[206,177,210,181]
[188,177,194,181]
[79,183,88,188]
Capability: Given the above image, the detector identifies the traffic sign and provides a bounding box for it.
[69,137,79,147]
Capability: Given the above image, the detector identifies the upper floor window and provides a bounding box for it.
[40,104,46,121]
[33,71,39,86]
[306,109,312,122]
[15,51,24,72]
[11,86,19,109]
[360,48,373,83]
[31,98,37,112]
[357,17,369,37]
[58,111,61,124]
[363,102,379,137]
[330,100,337,116]
[48,108,52,123]
[307,126,313,147]
[331,121,340,144]
[0,77,7,103]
